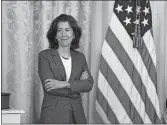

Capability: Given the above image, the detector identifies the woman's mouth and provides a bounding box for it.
[61,38,68,40]
[61,37,70,40]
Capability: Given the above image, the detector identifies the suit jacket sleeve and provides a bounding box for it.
[38,51,71,95]
[69,54,94,93]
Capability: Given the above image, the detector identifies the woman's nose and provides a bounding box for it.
[62,31,66,36]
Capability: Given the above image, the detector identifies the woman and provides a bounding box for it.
[38,14,94,124]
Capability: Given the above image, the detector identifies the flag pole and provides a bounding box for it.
[133,0,143,49]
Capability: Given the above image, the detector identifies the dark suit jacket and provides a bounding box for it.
[38,48,94,124]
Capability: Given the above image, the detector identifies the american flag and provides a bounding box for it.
[96,0,162,123]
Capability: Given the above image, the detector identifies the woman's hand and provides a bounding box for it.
[44,79,70,91]
[80,71,89,80]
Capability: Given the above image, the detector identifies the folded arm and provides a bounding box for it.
[38,52,94,95]
[69,54,94,93]
[38,52,71,95]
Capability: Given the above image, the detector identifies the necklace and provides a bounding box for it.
[61,56,70,60]
[57,49,71,60]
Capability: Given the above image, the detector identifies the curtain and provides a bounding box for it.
[151,1,167,116]
[2,1,167,123]
[2,1,92,123]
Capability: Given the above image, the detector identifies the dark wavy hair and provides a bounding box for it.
[46,14,82,49]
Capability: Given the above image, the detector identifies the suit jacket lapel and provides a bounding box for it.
[69,50,78,81]
[51,49,66,81]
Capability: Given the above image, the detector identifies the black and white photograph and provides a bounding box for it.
[1,0,167,124]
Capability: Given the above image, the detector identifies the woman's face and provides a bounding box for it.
[56,21,75,48]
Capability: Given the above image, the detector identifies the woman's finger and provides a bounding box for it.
[45,79,53,83]
[82,74,86,79]
[46,86,52,91]
[47,85,58,91]
[46,85,59,92]
[46,80,61,91]
[45,82,53,89]
[83,72,89,78]
[81,71,85,76]
[82,72,89,80]
[45,83,51,88]
[82,73,86,79]
[46,84,54,90]
[47,87,53,91]
[85,74,89,79]
[45,81,50,86]
[80,76,83,80]
[45,79,50,83]
[82,71,87,78]
[80,72,85,80]
[81,73,85,79]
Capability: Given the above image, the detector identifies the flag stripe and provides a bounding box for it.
[139,38,157,89]
[143,30,156,65]
[107,16,161,122]
[101,40,151,123]
[96,88,119,123]
[99,54,144,123]
[95,101,111,123]
[108,21,160,114]
[98,71,132,123]
[109,12,160,116]
[150,28,153,37]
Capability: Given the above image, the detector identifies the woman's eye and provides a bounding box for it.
[57,29,61,32]
[66,29,70,31]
